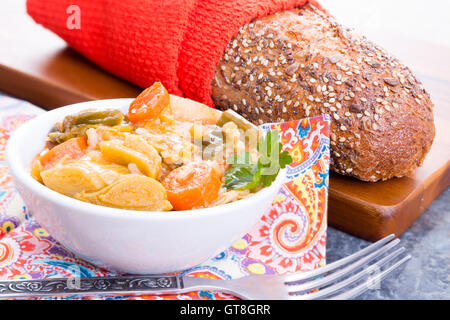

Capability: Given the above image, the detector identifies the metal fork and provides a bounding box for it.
[0,234,410,299]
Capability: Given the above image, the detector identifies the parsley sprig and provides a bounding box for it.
[224,130,292,191]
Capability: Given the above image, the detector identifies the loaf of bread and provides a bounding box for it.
[211,3,435,182]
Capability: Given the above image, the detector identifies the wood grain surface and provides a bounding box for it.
[0,0,448,241]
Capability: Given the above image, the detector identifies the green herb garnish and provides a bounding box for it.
[224,130,292,191]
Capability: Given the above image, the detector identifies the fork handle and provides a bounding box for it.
[0,275,227,298]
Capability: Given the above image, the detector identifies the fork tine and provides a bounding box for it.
[286,239,401,293]
[328,255,412,300]
[289,247,407,300]
[284,234,396,283]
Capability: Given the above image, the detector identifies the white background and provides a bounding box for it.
[319,0,450,47]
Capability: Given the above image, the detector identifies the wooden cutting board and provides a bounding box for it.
[1,0,449,241]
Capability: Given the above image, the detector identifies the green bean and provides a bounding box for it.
[62,109,124,130]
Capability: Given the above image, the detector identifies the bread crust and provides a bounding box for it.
[211,4,435,182]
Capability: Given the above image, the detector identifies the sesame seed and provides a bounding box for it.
[340,125,347,131]
[333,113,340,120]
[339,137,346,143]
[346,168,353,173]
[372,123,378,130]
[364,111,371,117]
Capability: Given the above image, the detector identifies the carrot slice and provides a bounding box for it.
[40,137,87,170]
[162,161,222,210]
[128,82,170,123]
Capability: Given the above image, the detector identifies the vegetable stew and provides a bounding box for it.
[32,83,291,211]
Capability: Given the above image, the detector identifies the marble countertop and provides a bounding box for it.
[326,187,450,300]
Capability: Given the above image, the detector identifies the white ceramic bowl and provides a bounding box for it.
[6,99,285,274]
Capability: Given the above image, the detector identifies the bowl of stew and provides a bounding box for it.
[6,83,290,274]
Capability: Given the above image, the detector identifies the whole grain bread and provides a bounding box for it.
[211,4,435,182]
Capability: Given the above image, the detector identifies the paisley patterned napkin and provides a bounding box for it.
[0,93,330,300]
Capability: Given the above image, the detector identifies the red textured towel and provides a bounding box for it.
[27,0,322,107]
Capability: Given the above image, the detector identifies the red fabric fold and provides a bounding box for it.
[27,0,322,106]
